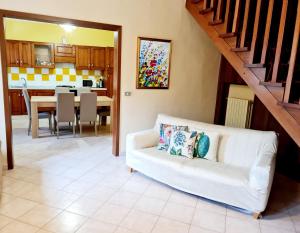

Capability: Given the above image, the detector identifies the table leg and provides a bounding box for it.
[31,102,39,138]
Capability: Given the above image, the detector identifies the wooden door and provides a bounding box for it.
[106,47,114,68]
[76,46,91,69]
[9,90,22,115]
[6,41,20,67]
[106,69,113,97]
[55,44,76,63]
[19,41,32,67]
[91,47,106,70]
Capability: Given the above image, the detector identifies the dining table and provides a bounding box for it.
[30,95,113,138]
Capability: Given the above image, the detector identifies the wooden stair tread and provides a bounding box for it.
[186,0,300,147]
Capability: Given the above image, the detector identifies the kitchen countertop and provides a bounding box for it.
[9,86,107,91]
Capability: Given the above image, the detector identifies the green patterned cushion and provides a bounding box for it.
[167,130,197,159]
[194,131,220,161]
[157,124,188,151]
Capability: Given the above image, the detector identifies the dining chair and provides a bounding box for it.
[77,87,91,96]
[77,92,97,136]
[98,107,111,126]
[55,87,70,95]
[55,93,75,138]
[22,88,52,135]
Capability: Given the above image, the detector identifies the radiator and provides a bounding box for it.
[225,97,253,128]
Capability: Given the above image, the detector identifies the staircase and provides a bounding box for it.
[186,0,300,147]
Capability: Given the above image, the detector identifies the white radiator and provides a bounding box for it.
[225,97,253,128]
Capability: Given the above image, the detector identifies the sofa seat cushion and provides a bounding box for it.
[132,147,250,187]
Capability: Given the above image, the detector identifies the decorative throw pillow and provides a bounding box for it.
[194,131,220,161]
[167,130,197,159]
[157,124,188,151]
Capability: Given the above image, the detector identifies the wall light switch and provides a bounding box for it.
[124,91,131,96]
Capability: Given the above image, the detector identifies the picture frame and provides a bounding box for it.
[136,37,172,89]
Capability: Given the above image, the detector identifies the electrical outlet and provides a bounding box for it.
[124,91,131,96]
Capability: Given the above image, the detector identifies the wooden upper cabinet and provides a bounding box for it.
[91,47,106,70]
[106,47,114,69]
[55,44,76,63]
[19,41,32,67]
[31,42,55,68]
[6,41,20,67]
[6,40,32,67]
[76,46,91,70]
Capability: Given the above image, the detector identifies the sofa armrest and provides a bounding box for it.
[126,129,160,151]
[249,151,276,194]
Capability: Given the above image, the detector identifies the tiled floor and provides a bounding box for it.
[0,116,299,233]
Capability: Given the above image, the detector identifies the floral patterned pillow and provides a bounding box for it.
[167,130,197,159]
[194,131,220,161]
[157,124,188,151]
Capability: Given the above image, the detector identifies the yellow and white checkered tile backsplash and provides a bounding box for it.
[8,67,101,87]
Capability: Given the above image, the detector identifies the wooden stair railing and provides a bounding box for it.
[187,0,300,147]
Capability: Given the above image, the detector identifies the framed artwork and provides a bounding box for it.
[136,37,172,89]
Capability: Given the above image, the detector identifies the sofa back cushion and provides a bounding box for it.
[154,114,278,169]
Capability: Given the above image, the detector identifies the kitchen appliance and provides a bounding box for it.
[83,80,93,87]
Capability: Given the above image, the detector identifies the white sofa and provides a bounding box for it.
[126,114,278,217]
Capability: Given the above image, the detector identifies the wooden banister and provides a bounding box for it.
[271,0,288,83]
[284,0,300,103]
[239,0,250,49]
[223,0,231,33]
[232,0,241,34]
[260,0,274,65]
[249,0,262,63]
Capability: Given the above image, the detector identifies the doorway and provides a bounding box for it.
[0,10,122,169]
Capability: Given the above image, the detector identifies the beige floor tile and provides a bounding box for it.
[260,224,296,233]
[161,202,195,224]
[17,204,62,227]
[226,216,260,233]
[62,180,94,195]
[192,209,225,233]
[144,183,172,201]
[83,185,116,201]
[0,194,17,207]
[42,211,86,233]
[0,220,39,233]
[260,211,295,231]
[196,198,226,215]
[121,180,150,194]
[36,230,52,233]
[66,196,104,217]
[134,196,166,215]
[0,215,13,230]
[0,197,38,218]
[152,217,189,233]
[189,225,219,233]
[76,219,117,233]
[169,190,198,208]
[108,190,140,208]
[93,203,130,225]
[120,209,158,233]
[114,227,139,233]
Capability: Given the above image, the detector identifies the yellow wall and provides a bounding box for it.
[4,18,114,47]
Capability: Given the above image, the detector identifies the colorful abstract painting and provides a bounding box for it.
[136,37,171,89]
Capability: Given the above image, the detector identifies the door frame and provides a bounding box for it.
[0,9,122,169]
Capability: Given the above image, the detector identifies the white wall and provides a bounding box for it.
[0,0,221,152]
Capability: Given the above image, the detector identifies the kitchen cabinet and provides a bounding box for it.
[55,44,75,63]
[9,90,26,115]
[91,47,106,70]
[32,42,55,68]
[76,46,106,70]
[9,89,55,115]
[91,89,107,96]
[75,46,91,70]
[106,47,114,69]
[6,40,32,67]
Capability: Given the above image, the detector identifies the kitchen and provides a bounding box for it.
[5,18,114,139]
